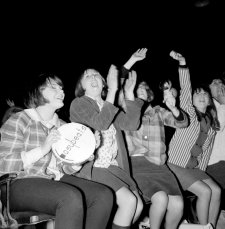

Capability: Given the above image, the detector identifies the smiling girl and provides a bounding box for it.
[167,51,221,228]
[69,65,144,229]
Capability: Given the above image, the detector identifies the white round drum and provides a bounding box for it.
[52,123,96,164]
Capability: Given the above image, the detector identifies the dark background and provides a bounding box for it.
[1,0,225,121]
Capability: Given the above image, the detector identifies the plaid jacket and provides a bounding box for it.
[0,109,65,179]
[125,105,188,165]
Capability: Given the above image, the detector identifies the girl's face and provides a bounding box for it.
[42,78,65,109]
[209,79,224,99]
[136,82,149,101]
[193,88,210,113]
[81,69,104,98]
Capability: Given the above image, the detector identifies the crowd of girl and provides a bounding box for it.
[0,47,224,229]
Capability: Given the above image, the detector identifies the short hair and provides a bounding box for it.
[24,73,63,108]
[75,69,107,98]
[137,81,154,102]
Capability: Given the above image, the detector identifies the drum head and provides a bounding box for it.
[52,123,96,164]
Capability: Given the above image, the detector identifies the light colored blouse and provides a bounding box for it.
[94,100,118,168]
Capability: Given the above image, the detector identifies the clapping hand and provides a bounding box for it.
[107,64,118,92]
[164,92,176,109]
[124,70,137,101]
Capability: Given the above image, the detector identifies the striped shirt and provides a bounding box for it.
[168,67,216,171]
[125,105,188,165]
[0,109,65,179]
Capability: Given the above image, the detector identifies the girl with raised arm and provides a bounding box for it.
[167,51,221,228]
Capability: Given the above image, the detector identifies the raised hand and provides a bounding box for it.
[131,48,148,62]
[124,70,137,101]
[6,99,15,107]
[164,92,176,109]
[169,50,186,66]
[107,64,118,92]
[124,48,148,70]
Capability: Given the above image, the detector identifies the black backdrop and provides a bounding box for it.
[1,0,224,122]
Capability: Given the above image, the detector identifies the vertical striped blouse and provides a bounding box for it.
[167,67,216,171]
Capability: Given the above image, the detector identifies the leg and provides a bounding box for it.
[60,174,114,229]
[149,191,168,229]
[203,178,221,228]
[164,195,184,229]
[132,190,143,223]
[10,178,84,229]
[113,186,138,227]
[188,180,211,225]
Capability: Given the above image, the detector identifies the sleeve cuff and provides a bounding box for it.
[21,147,42,168]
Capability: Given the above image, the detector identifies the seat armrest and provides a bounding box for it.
[0,173,18,228]
[0,173,17,185]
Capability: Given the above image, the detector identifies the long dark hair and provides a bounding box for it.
[193,84,220,131]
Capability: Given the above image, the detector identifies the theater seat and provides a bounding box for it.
[0,173,55,229]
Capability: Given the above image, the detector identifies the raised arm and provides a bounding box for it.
[169,50,194,115]
[105,64,119,104]
[120,48,148,82]
[169,50,186,66]
[124,48,148,70]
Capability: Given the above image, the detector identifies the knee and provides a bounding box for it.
[199,185,212,199]
[117,189,137,209]
[125,192,137,208]
[151,191,169,206]
[96,185,114,209]
[58,188,83,212]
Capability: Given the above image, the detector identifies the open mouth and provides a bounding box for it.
[91,81,98,87]
[57,96,64,101]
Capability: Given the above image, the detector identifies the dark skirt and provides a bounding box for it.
[92,165,138,192]
[168,162,210,190]
[131,156,182,203]
[206,161,225,189]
